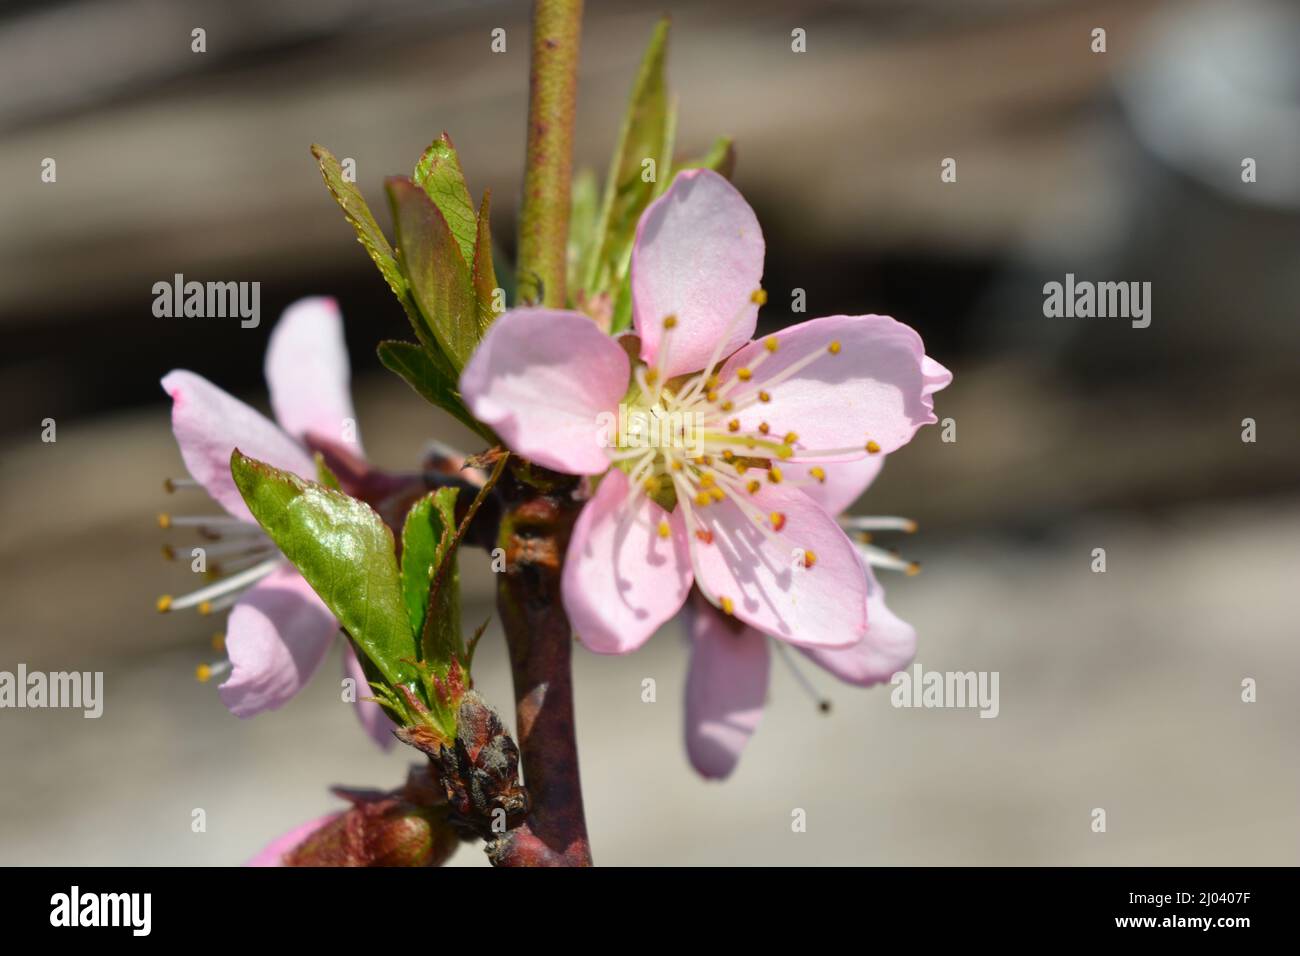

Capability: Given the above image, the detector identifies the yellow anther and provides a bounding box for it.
[758,422,770,435]
[706,390,718,403]
[645,368,659,386]
[776,445,793,460]
[783,431,798,444]
[720,400,734,411]
[657,520,671,539]
[644,476,660,494]
[736,368,752,382]
[670,460,684,471]
[698,455,714,466]
[695,492,711,507]
[663,314,678,329]
[710,486,725,502]
[156,595,173,613]
[764,337,779,353]
[735,463,749,475]
[758,390,771,403]
[866,440,881,454]
[750,288,768,305]
[157,513,171,529]
[699,473,715,487]
[809,466,826,483]
[746,480,761,493]
[198,601,213,616]
[803,550,818,569]
[906,562,922,576]
[706,375,719,390]
[728,419,740,432]
[768,467,783,484]
[211,633,226,652]
[721,450,735,461]
[828,341,841,355]
[770,512,787,531]
[720,596,736,615]
[195,664,212,684]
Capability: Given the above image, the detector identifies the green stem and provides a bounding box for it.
[517,0,583,307]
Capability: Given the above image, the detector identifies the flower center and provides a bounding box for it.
[605,291,883,612]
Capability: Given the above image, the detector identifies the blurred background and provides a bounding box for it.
[1,0,1297,865]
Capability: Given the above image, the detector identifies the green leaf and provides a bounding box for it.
[386,176,479,371]
[609,275,634,334]
[376,340,495,443]
[671,135,735,182]
[230,450,418,690]
[312,144,403,299]
[313,452,341,490]
[413,134,478,270]
[400,488,463,665]
[311,143,454,373]
[582,16,672,298]
[471,190,500,332]
[567,168,599,303]
[653,95,679,200]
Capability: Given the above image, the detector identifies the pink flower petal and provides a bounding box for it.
[161,370,316,522]
[923,354,954,399]
[460,308,629,475]
[218,565,339,716]
[343,643,396,751]
[247,813,340,866]
[265,296,361,452]
[718,314,941,461]
[783,455,884,517]
[801,564,917,686]
[687,483,865,649]
[684,592,770,780]
[562,468,693,653]
[631,169,764,379]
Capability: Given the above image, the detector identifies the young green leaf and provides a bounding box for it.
[386,176,479,371]
[671,135,736,182]
[608,276,634,334]
[471,191,500,332]
[230,450,418,689]
[400,488,463,665]
[314,452,342,490]
[312,144,404,299]
[567,168,599,301]
[653,94,679,200]
[582,16,671,298]
[311,143,455,374]
[376,340,495,443]
[413,134,478,269]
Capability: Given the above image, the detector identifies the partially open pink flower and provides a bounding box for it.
[460,169,948,655]
[158,297,393,749]
[684,454,932,779]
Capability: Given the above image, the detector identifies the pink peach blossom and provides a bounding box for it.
[159,297,392,749]
[460,169,949,657]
